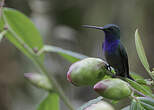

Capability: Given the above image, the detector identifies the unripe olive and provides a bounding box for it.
[67,58,107,86]
[84,101,114,110]
[94,78,132,100]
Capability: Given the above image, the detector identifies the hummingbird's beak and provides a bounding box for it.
[82,25,104,30]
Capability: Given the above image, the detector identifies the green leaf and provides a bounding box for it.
[130,100,138,110]
[38,45,88,63]
[126,79,153,98]
[77,96,103,110]
[0,8,44,63]
[130,72,146,84]
[135,29,150,73]
[130,97,154,110]
[137,97,154,107]
[130,73,152,93]
[130,100,145,110]
[37,93,59,110]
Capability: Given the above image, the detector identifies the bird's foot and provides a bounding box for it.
[105,64,112,72]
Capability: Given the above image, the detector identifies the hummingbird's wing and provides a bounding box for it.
[118,43,129,76]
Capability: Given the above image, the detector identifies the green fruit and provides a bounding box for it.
[94,78,132,100]
[67,58,107,86]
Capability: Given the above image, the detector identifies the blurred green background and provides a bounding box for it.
[0,0,154,110]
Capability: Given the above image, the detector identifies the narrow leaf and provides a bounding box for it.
[130,73,152,92]
[137,97,154,107]
[130,99,146,110]
[37,93,59,110]
[0,8,44,63]
[135,29,150,73]
[130,100,137,110]
[39,45,88,63]
[139,102,154,110]
[126,79,153,98]
[130,97,154,110]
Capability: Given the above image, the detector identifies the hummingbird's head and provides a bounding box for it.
[101,24,120,34]
[82,24,120,39]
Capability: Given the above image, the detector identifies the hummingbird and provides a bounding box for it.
[83,24,134,80]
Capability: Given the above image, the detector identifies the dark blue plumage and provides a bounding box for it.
[83,24,134,80]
